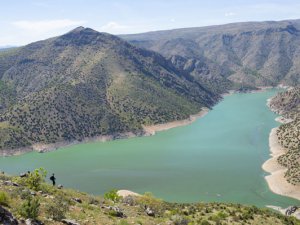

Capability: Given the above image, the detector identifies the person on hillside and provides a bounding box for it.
[50,173,56,186]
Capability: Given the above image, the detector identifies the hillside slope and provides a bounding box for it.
[0,172,299,225]
[0,27,219,153]
[122,19,300,88]
[269,87,300,185]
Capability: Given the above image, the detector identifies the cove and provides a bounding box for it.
[0,89,299,207]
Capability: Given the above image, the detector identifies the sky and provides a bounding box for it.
[1,0,300,46]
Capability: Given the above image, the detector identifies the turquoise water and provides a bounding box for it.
[0,89,299,207]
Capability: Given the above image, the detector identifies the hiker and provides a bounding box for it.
[50,173,56,186]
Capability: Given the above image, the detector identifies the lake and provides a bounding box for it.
[0,89,299,207]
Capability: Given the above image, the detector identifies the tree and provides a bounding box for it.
[26,168,47,191]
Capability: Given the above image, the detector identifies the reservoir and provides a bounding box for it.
[0,89,299,207]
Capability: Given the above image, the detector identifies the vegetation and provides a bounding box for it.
[269,87,300,185]
[19,196,40,220]
[0,27,219,154]
[0,191,9,206]
[25,168,47,191]
[104,189,121,202]
[45,193,69,221]
[122,19,300,87]
[0,171,299,224]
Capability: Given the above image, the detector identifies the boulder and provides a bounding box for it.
[122,195,136,206]
[0,205,19,225]
[61,219,80,225]
[20,173,27,178]
[72,198,82,203]
[105,206,126,218]
[3,181,19,186]
[145,207,155,217]
[25,219,44,225]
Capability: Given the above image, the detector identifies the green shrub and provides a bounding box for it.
[118,220,130,225]
[173,215,189,225]
[104,189,121,202]
[217,211,228,219]
[19,197,40,220]
[45,197,69,221]
[137,192,164,215]
[26,168,47,191]
[0,191,9,206]
[200,220,211,225]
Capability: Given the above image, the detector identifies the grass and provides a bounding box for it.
[0,172,299,225]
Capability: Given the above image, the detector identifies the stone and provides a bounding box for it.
[61,219,80,225]
[105,206,126,218]
[0,205,19,225]
[72,198,82,203]
[122,195,136,206]
[145,207,155,217]
[3,180,19,186]
[57,184,63,189]
[20,173,27,178]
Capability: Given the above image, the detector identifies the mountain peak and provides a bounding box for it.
[67,26,99,35]
[70,26,85,32]
[56,27,111,46]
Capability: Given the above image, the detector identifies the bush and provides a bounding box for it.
[26,168,47,191]
[45,197,69,221]
[217,211,228,219]
[137,192,163,216]
[173,215,189,225]
[200,220,211,225]
[104,189,121,202]
[0,191,9,206]
[19,196,40,220]
[118,219,130,225]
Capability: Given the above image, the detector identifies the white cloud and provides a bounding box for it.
[101,21,129,30]
[170,18,176,23]
[225,12,236,17]
[12,19,86,32]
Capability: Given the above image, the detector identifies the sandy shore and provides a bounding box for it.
[262,127,300,201]
[143,107,209,135]
[266,205,300,219]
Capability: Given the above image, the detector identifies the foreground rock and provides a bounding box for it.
[0,206,18,225]
[61,219,80,225]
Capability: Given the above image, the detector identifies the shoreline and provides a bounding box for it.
[142,107,209,135]
[0,86,279,157]
[0,108,210,157]
[0,86,285,157]
[0,132,141,157]
[262,125,300,202]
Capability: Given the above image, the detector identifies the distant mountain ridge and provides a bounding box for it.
[0,27,219,153]
[122,19,300,88]
[2,19,300,153]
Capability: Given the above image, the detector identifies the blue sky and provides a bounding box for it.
[1,0,300,46]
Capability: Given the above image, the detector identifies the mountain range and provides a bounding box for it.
[1,19,300,153]
[122,19,300,90]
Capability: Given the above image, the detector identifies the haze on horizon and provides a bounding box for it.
[1,0,300,46]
